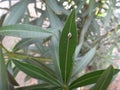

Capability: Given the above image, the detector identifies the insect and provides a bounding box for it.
[67,32,72,39]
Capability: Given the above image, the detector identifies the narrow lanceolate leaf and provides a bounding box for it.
[46,5,63,30]
[70,68,119,89]
[0,48,10,90]
[91,65,114,90]
[13,60,61,86]
[59,9,77,83]
[50,36,63,82]
[15,84,59,90]
[70,70,104,89]
[0,24,52,38]
[3,0,31,26]
[88,0,95,16]
[44,0,62,15]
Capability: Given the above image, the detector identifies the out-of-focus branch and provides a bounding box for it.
[93,28,116,45]
[0,7,9,11]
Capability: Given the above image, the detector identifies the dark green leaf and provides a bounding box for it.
[59,9,77,83]
[70,70,104,89]
[91,65,114,90]
[13,60,61,86]
[70,68,119,89]
[24,59,55,78]
[15,84,59,90]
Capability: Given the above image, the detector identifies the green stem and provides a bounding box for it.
[0,43,51,62]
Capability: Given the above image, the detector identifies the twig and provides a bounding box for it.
[0,7,9,11]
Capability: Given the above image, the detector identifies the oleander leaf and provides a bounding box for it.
[3,0,31,26]
[70,68,119,89]
[0,24,53,38]
[13,60,61,86]
[91,65,114,90]
[0,48,11,90]
[45,0,62,15]
[15,84,59,90]
[59,9,77,83]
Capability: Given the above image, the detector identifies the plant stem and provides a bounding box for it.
[0,42,51,62]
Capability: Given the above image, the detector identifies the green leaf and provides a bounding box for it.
[88,0,95,16]
[46,5,63,30]
[0,48,10,90]
[15,84,59,90]
[24,59,55,78]
[36,13,45,26]
[70,68,119,89]
[13,60,61,86]
[0,24,53,38]
[13,38,40,52]
[50,36,62,82]
[35,42,52,58]
[59,9,77,83]
[70,70,104,89]
[45,0,62,15]
[73,46,97,76]
[91,65,114,90]
[30,12,46,26]
[3,0,31,26]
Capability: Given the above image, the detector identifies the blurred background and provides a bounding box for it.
[0,0,120,90]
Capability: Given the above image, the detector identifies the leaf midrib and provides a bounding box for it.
[64,14,73,83]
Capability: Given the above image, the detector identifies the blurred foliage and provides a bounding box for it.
[0,0,120,89]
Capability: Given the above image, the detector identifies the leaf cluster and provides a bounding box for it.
[0,0,120,90]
